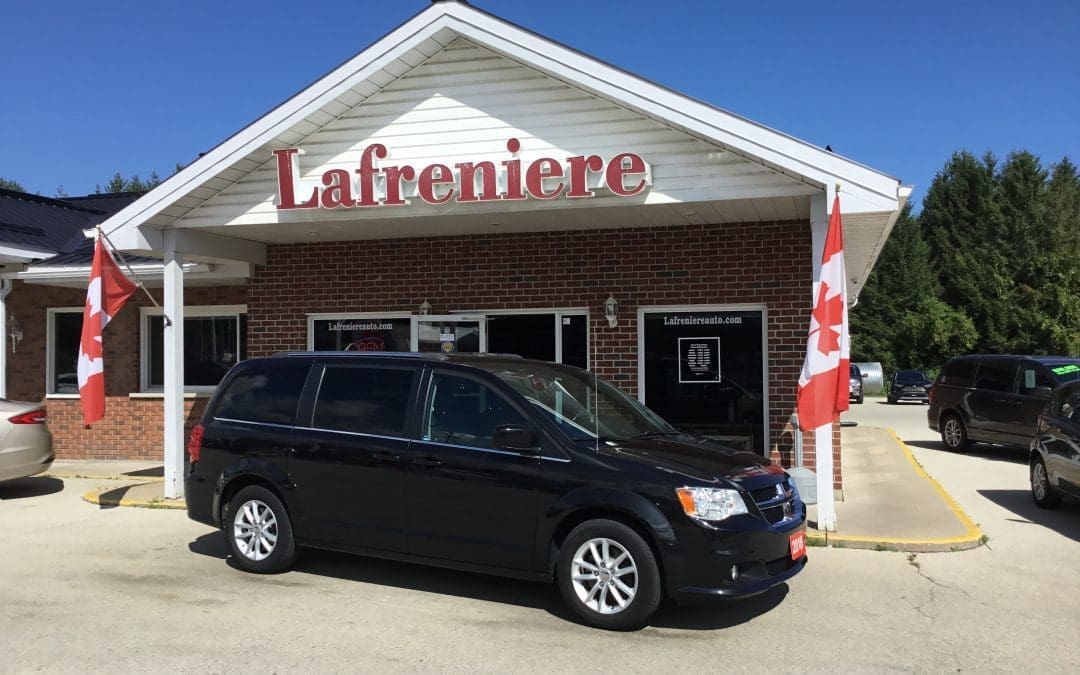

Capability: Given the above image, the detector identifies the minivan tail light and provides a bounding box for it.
[9,409,46,424]
[187,424,204,463]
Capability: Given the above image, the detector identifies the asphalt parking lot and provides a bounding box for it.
[2,400,1079,672]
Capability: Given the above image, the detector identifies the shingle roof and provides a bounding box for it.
[0,188,142,261]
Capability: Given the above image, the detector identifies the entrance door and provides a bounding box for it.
[640,308,767,454]
[411,315,486,354]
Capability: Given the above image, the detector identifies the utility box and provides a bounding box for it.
[788,466,817,505]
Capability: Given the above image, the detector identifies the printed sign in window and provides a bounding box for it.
[678,337,721,383]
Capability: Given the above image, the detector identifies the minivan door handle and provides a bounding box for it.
[372,451,401,463]
[411,456,443,467]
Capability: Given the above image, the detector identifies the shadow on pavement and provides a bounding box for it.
[123,466,164,479]
[0,476,64,500]
[188,532,787,630]
[873,401,929,406]
[977,489,1080,542]
[905,440,1028,465]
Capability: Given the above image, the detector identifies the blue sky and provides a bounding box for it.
[2,0,1077,209]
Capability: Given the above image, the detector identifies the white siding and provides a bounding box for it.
[176,39,813,230]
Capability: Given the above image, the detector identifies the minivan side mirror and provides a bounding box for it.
[1032,385,1053,399]
[493,424,536,453]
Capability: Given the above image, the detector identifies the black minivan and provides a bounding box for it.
[185,352,806,630]
[928,355,1080,451]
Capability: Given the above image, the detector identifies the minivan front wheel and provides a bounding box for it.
[225,485,296,573]
[940,414,970,452]
[557,519,661,630]
[1031,458,1062,509]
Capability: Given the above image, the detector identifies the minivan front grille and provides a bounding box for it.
[749,479,796,525]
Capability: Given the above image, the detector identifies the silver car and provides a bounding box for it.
[0,400,53,483]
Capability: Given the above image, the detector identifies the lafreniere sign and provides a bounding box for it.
[274,138,651,210]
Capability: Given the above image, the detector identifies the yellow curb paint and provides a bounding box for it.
[886,428,983,545]
[82,487,185,510]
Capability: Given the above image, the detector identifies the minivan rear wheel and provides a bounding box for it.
[557,519,661,631]
[225,485,296,573]
[940,414,970,452]
[1031,458,1062,509]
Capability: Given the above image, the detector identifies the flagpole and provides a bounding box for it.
[815,422,836,531]
[97,226,173,327]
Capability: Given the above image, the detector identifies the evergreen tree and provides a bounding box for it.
[0,177,25,192]
[922,151,1012,353]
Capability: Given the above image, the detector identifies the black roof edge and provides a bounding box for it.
[0,187,109,215]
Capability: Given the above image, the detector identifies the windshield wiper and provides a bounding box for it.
[628,430,684,439]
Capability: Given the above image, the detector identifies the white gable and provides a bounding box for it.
[173,39,814,238]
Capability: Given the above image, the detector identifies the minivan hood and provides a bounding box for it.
[582,434,783,487]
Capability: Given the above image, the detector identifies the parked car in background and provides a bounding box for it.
[185,352,807,630]
[1030,380,1080,508]
[928,355,1080,452]
[0,400,53,483]
[849,363,864,404]
[887,369,933,404]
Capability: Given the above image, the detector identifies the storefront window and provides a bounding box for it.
[311,316,412,352]
[641,309,765,454]
[145,307,247,390]
[47,309,83,394]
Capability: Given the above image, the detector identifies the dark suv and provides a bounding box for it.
[928,355,1080,452]
[1030,380,1080,509]
[887,369,933,404]
[185,352,806,630]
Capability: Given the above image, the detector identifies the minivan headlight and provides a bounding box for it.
[676,487,749,522]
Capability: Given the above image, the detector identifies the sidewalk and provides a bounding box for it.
[806,425,984,552]
[45,460,185,510]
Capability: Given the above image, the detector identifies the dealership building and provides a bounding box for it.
[0,1,907,497]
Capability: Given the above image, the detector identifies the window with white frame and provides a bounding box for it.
[46,308,83,394]
[141,305,247,391]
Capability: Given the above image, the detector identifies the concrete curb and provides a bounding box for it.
[48,471,164,483]
[82,484,186,510]
[807,429,985,553]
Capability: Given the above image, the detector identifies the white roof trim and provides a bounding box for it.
[102,1,902,250]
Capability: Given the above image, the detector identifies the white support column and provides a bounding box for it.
[163,232,185,500]
[0,279,10,399]
[810,191,837,531]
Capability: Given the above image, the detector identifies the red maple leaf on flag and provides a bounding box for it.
[810,281,844,355]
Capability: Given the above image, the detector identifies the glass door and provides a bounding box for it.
[411,315,486,354]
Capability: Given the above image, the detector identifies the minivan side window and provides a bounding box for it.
[313,366,416,437]
[213,361,310,425]
[939,359,976,387]
[974,360,1018,393]
[1016,364,1054,396]
[423,372,527,450]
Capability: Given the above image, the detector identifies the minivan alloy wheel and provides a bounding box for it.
[233,499,279,562]
[570,537,638,614]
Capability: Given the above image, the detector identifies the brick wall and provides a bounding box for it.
[5,280,246,459]
[246,221,842,488]
[2,222,845,489]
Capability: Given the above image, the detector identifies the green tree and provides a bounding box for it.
[851,204,976,373]
[922,151,1012,353]
[0,177,25,192]
[96,170,164,194]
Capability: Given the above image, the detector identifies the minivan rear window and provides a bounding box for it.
[313,366,415,437]
[213,360,310,426]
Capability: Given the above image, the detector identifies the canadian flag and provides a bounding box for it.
[78,237,138,427]
[797,195,850,430]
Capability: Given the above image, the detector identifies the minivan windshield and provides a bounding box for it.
[489,363,676,441]
[1049,361,1080,384]
[895,370,931,385]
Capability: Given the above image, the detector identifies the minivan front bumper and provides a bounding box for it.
[665,510,808,603]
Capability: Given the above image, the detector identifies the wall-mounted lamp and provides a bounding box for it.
[8,312,23,353]
[603,295,619,328]
[419,300,432,316]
